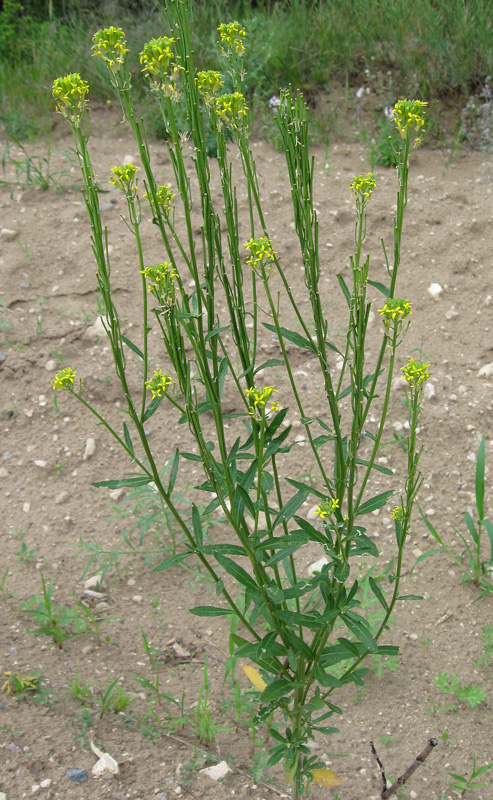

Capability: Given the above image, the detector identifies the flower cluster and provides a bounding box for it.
[52,74,89,126]
[196,70,224,101]
[141,262,178,308]
[217,21,246,56]
[378,297,413,329]
[244,237,277,276]
[91,27,129,74]
[401,357,430,390]
[246,386,279,416]
[314,498,340,519]
[145,369,172,399]
[392,99,427,140]
[51,366,78,392]
[140,37,182,100]
[391,505,405,521]
[215,92,248,125]
[109,164,139,197]
[144,184,174,216]
[350,172,376,208]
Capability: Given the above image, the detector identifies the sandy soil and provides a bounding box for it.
[1,109,492,800]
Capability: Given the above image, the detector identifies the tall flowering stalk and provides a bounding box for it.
[52,2,431,796]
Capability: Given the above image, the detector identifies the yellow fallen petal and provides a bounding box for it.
[310,768,344,787]
[241,664,267,691]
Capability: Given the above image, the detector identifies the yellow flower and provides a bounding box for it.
[145,370,172,399]
[139,37,183,101]
[141,262,178,307]
[392,99,427,140]
[246,386,279,416]
[91,27,129,73]
[215,92,248,125]
[401,357,430,390]
[350,172,376,207]
[109,164,139,196]
[244,237,276,275]
[52,74,89,126]
[196,70,224,100]
[52,367,77,392]
[314,498,340,519]
[217,21,246,56]
[391,505,405,521]
[378,298,413,327]
[144,184,174,215]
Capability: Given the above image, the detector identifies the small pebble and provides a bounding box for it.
[427,282,443,299]
[83,438,96,460]
[44,359,57,371]
[1,227,19,240]
[40,780,51,789]
[55,491,69,504]
[132,595,143,604]
[67,768,88,784]
[478,362,493,378]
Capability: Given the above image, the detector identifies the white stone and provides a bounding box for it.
[307,557,329,576]
[55,490,69,504]
[34,460,47,468]
[307,503,320,519]
[83,438,96,460]
[200,761,232,781]
[412,548,423,558]
[40,779,51,789]
[132,595,143,604]
[478,363,493,378]
[427,282,443,299]
[31,785,40,794]
[0,792,7,800]
[44,359,57,371]
[1,227,19,240]
[123,155,136,165]
[84,316,106,340]
[109,488,124,501]
[445,306,458,320]
[84,573,106,591]
[91,741,119,776]
[23,502,31,513]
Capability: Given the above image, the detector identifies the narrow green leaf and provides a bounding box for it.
[190,606,235,617]
[262,322,316,353]
[205,325,230,342]
[214,552,257,591]
[153,552,192,572]
[253,358,283,374]
[369,577,388,611]
[286,478,327,500]
[476,435,486,520]
[261,679,304,704]
[180,452,203,461]
[198,544,247,556]
[191,504,203,547]
[397,594,424,601]
[368,279,390,297]
[123,423,134,458]
[355,489,394,517]
[143,393,165,421]
[121,334,144,360]
[167,448,180,494]
[273,490,308,528]
[355,457,393,476]
[92,476,152,489]
[341,612,378,653]
[337,273,351,306]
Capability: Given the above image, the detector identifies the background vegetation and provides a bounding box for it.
[1,0,492,139]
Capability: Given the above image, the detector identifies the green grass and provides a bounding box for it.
[1,0,492,140]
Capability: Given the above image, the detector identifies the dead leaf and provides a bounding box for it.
[241,664,267,691]
[310,768,344,787]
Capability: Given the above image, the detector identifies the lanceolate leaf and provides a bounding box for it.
[214,552,257,591]
[355,489,394,517]
[121,334,144,359]
[189,605,236,617]
[262,322,316,353]
[476,435,486,520]
[261,678,304,704]
[92,475,152,489]
[369,576,389,611]
[341,612,378,653]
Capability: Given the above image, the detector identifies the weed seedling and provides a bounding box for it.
[21,574,86,648]
[1,670,40,696]
[434,671,487,710]
[66,669,97,705]
[477,622,493,667]
[417,436,493,595]
[448,757,493,797]
[14,541,38,563]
